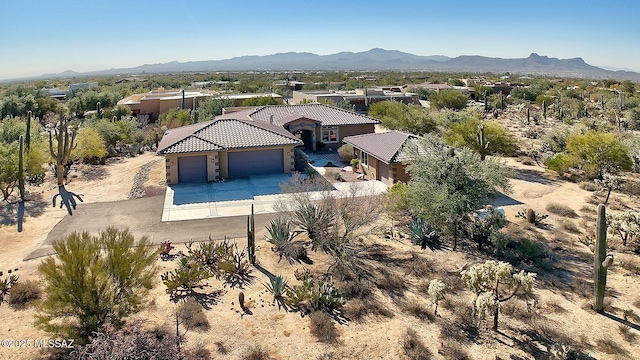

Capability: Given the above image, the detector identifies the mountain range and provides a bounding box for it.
[26,49,640,82]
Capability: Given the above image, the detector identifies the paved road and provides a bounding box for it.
[24,195,278,260]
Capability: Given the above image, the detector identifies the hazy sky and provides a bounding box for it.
[1,0,639,80]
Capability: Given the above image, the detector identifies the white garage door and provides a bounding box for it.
[178,155,207,182]
[228,149,284,178]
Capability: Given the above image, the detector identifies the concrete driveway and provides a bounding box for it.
[162,173,296,221]
[26,195,279,260]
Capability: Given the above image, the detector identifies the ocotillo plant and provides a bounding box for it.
[247,204,256,265]
[18,135,25,201]
[49,116,77,186]
[25,110,32,151]
[594,204,612,312]
[476,125,489,161]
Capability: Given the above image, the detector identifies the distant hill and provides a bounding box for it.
[8,48,640,82]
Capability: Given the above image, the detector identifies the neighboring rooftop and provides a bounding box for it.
[343,131,423,163]
[157,118,301,155]
[241,103,381,126]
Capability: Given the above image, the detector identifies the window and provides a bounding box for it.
[321,126,338,143]
[361,152,369,167]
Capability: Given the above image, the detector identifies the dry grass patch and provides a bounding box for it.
[438,340,471,360]
[242,345,271,360]
[404,299,435,321]
[309,311,339,343]
[546,203,578,218]
[560,220,581,234]
[402,328,432,360]
[618,324,637,343]
[8,279,41,309]
[596,338,627,356]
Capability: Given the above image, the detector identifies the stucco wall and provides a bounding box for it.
[165,155,178,184]
[391,163,410,184]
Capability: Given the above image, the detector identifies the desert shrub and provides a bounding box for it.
[286,274,344,315]
[596,338,627,355]
[541,126,572,153]
[309,311,338,343]
[161,257,212,298]
[337,143,353,161]
[8,279,41,309]
[242,345,271,360]
[405,299,435,321]
[176,298,210,332]
[516,238,545,261]
[438,341,471,360]
[578,181,598,191]
[618,324,637,343]
[561,220,581,234]
[37,228,158,343]
[427,279,446,316]
[402,328,432,360]
[545,203,578,218]
[69,321,179,360]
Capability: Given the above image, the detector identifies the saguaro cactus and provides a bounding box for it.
[594,204,612,312]
[500,93,505,110]
[181,89,185,110]
[25,110,32,151]
[18,135,25,201]
[96,102,102,118]
[601,95,605,110]
[526,107,530,124]
[49,116,77,186]
[247,204,256,265]
[542,100,547,119]
[476,125,489,161]
[484,92,488,111]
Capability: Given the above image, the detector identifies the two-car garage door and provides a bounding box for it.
[177,149,284,183]
[228,149,283,178]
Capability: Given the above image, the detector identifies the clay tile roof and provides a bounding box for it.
[343,131,423,164]
[280,113,320,125]
[157,118,301,154]
[248,103,380,126]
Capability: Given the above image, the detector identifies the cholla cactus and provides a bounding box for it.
[462,260,536,331]
[427,279,446,315]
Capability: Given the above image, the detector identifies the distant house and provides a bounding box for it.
[343,131,422,186]
[292,88,420,113]
[158,103,379,183]
[117,88,281,120]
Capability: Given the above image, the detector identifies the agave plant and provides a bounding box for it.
[265,217,299,244]
[293,201,334,248]
[264,275,288,310]
[408,217,439,250]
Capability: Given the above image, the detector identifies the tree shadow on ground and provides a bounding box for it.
[170,289,225,310]
[512,168,559,186]
[79,165,108,181]
[0,192,48,231]
[52,185,84,215]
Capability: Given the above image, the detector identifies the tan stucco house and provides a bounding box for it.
[158,104,379,184]
[343,131,422,187]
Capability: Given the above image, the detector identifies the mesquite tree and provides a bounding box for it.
[462,260,536,331]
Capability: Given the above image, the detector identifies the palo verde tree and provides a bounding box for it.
[462,260,536,331]
[36,227,158,343]
[405,135,512,250]
[429,90,469,110]
[444,118,517,160]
